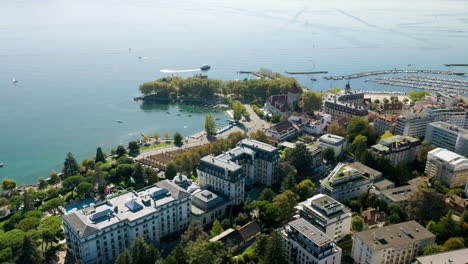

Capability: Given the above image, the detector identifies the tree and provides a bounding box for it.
[128,141,140,156]
[38,216,64,252]
[287,143,311,172]
[389,212,401,224]
[381,130,393,139]
[259,188,275,202]
[221,219,231,230]
[154,132,161,141]
[417,141,435,170]
[76,182,94,198]
[232,100,245,122]
[408,90,430,102]
[17,217,40,232]
[130,236,160,264]
[349,135,368,159]
[294,179,315,201]
[1,178,17,191]
[143,134,150,141]
[49,170,60,185]
[327,124,346,137]
[250,130,269,143]
[280,114,289,122]
[407,189,447,224]
[185,240,232,264]
[373,99,380,104]
[174,132,183,146]
[17,235,42,264]
[165,162,177,180]
[164,132,171,140]
[42,197,65,216]
[442,237,464,251]
[210,219,224,237]
[347,116,376,144]
[260,231,287,264]
[383,97,389,104]
[351,216,364,231]
[181,221,209,244]
[116,145,127,158]
[132,163,147,188]
[273,190,299,220]
[204,114,216,136]
[280,173,296,193]
[62,175,85,195]
[63,152,79,177]
[23,189,35,212]
[235,212,249,226]
[38,177,48,190]
[323,147,335,162]
[300,90,323,114]
[403,97,409,103]
[423,243,445,255]
[95,147,106,163]
[115,249,132,264]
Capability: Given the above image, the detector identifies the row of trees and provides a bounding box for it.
[139,74,301,100]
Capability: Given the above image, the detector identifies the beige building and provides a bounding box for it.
[370,135,421,166]
[377,185,418,208]
[425,148,468,188]
[415,248,468,264]
[351,221,435,264]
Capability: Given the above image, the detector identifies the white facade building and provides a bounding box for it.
[425,148,468,188]
[425,121,468,156]
[318,134,347,157]
[282,218,342,264]
[62,180,191,264]
[297,194,352,241]
[351,221,435,264]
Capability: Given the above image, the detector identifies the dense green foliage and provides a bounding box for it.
[408,90,431,102]
[204,114,216,136]
[299,90,323,114]
[173,132,183,146]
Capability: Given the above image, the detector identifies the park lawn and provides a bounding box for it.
[139,141,173,151]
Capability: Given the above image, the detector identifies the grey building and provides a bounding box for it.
[425,121,468,156]
[370,135,421,166]
[395,113,435,138]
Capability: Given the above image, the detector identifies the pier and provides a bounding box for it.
[323,69,466,80]
[285,71,328,74]
[367,75,468,94]
[237,71,275,80]
[444,64,468,67]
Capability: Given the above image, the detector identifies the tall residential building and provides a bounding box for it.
[297,194,352,241]
[351,221,436,264]
[370,135,421,166]
[238,139,280,186]
[425,148,468,188]
[62,180,191,264]
[395,113,435,138]
[425,121,468,156]
[320,163,378,200]
[197,155,245,205]
[374,115,397,135]
[282,218,342,264]
[318,134,347,157]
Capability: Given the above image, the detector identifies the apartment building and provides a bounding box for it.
[318,134,347,157]
[425,121,468,156]
[374,115,397,135]
[395,113,435,138]
[297,194,352,241]
[282,218,342,264]
[62,180,191,264]
[425,148,468,188]
[351,221,435,264]
[377,185,418,208]
[370,135,421,166]
[238,139,280,186]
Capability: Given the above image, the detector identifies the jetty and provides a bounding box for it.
[237,71,275,80]
[367,75,468,94]
[285,71,328,74]
[323,69,466,80]
[444,64,468,67]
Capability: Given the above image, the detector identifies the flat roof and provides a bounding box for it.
[319,134,346,144]
[240,139,277,152]
[200,155,242,172]
[288,218,333,247]
[355,221,435,251]
[416,248,468,264]
[380,185,418,202]
[428,148,468,169]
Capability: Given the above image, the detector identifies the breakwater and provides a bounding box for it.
[367,75,468,94]
[285,71,328,74]
[323,69,466,80]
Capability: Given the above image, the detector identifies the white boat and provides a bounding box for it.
[0,163,4,168]
[200,64,211,71]
[12,78,18,84]
[116,120,123,123]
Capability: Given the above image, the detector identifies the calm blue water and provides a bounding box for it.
[1,0,468,184]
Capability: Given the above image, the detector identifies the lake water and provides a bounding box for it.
[1,0,467,184]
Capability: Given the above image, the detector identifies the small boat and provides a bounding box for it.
[12,78,18,84]
[177,114,181,116]
[166,112,170,114]
[310,78,317,81]
[188,115,192,117]
[200,64,211,71]
[116,120,123,123]
[0,163,4,168]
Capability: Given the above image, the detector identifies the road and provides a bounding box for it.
[136,104,271,159]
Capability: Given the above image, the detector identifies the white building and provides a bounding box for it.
[303,114,332,135]
[415,248,468,264]
[318,134,347,157]
[239,139,280,186]
[370,135,421,166]
[320,163,380,201]
[297,194,352,241]
[190,189,232,226]
[62,180,191,264]
[351,221,436,264]
[266,120,302,143]
[395,112,435,138]
[282,218,342,264]
[425,121,468,156]
[425,148,468,188]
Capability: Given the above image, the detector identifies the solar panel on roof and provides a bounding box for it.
[150,189,169,200]
[125,200,143,212]
[90,209,113,221]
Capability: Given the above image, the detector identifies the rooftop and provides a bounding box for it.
[63,180,189,238]
[200,155,242,172]
[354,221,435,251]
[287,218,333,247]
[380,185,418,202]
[268,120,297,134]
[427,148,468,170]
[373,179,395,191]
[318,134,346,145]
[371,135,420,153]
[428,121,468,136]
[240,139,277,152]
[415,248,468,264]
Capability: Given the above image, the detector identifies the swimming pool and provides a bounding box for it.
[65,198,96,213]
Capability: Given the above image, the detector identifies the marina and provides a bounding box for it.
[367,75,468,94]
[323,69,466,80]
[285,71,328,74]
